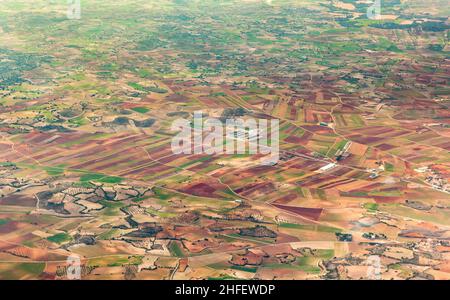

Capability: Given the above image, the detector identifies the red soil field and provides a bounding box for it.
[182,183,217,197]
[0,195,36,207]
[272,204,323,221]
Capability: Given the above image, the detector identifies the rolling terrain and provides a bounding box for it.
[0,0,449,280]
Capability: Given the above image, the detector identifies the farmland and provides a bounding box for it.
[0,0,449,280]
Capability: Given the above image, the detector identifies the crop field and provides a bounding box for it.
[0,0,448,280]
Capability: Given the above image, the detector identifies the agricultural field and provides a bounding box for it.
[0,0,449,280]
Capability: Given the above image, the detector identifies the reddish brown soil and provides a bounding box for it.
[272,204,323,221]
